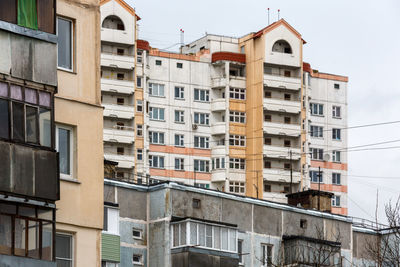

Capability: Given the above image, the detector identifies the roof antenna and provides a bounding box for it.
[180,28,184,54]
[278,9,280,21]
[267,8,270,25]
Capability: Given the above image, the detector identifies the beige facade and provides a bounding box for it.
[56,0,104,266]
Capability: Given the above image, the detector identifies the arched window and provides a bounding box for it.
[272,40,292,54]
[102,15,125,30]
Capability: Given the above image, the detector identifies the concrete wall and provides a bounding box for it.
[55,0,103,266]
[0,254,56,267]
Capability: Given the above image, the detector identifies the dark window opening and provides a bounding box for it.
[264,114,271,122]
[264,161,271,169]
[264,137,271,145]
[300,219,307,229]
[264,184,271,192]
[192,198,201,208]
[283,186,290,193]
[284,94,291,100]
[177,62,183,69]
[117,73,125,80]
[284,117,291,124]
[272,40,292,54]
[117,98,124,105]
[117,48,124,55]
[117,147,124,155]
[284,70,291,77]
[284,140,291,147]
[284,163,291,170]
[265,91,271,98]
[102,15,125,31]
[155,60,162,66]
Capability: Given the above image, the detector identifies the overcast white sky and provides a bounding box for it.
[127,0,400,223]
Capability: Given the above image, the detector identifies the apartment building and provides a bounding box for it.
[56,0,104,266]
[103,179,380,267]
[100,3,348,215]
[0,1,59,265]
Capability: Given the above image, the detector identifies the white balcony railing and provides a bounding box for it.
[103,104,135,120]
[211,170,226,182]
[211,98,226,112]
[101,52,135,70]
[101,78,134,95]
[211,122,226,135]
[104,153,135,169]
[263,98,301,114]
[263,168,301,184]
[264,74,301,91]
[103,126,135,144]
[263,121,301,136]
[263,145,301,160]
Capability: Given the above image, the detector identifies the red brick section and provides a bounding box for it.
[137,39,150,51]
[211,52,246,64]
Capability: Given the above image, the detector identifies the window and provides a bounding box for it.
[174,110,184,123]
[177,62,183,68]
[310,148,323,160]
[117,147,124,155]
[284,140,291,147]
[264,161,271,168]
[334,83,340,89]
[194,136,209,149]
[264,184,271,192]
[194,112,209,126]
[56,233,73,267]
[194,89,210,102]
[284,70,291,77]
[102,15,124,30]
[310,125,323,138]
[310,103,324,116]
[56,125,73,177]
[133,255,142,264]
[102,261,119,267]
[116,98,124,105]
[148,83,165,97]
[284,117,291,124]
[149,131,165,145]
[149,107,165,121]
[136,77,142,88]
[192,199,201,208]
[194,159,210,172]
[174,86,184,99]
[264,137,271,145]
[283,186,290,193]
[332,128,341,140]
[332,151,341,162]
[57,17,73,70]
[229,158,245,170]
[155,60,162,66]
[103,207,119,235]
[284,93,291,101]
[332,195,341,207]
[261,244,273,267]
[0,83,53,147]
[300,219,307,229]
[149,155,164,168]
[264,114,271,122]
[136,125,143,136]
[229,111,246,123]
[174,134,184,147]
[332,173,341,185]
[137,149,143,161]
[195,183,210,189]
[309,170,323,183]
[175,158,184,171]
[332,106,341,118]
[117,48,124,55]
[171,220,238,253]
[137,51,143,63]
[117,73,124,80]
[264,91,271,98]
[238,240,243,264]
[272,40,292,54]
[229,88,246,100]
[229,182,245,194]
[136,100,143,112]
[229,135,246,147]
[132,229,143,239]
[212,157,225,170]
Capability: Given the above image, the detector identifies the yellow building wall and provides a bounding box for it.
[56,0,103,266]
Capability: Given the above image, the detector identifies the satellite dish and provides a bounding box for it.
[323,153,330,162]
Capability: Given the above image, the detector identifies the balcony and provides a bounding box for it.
[263,145,301,160]
[211,122,226,135]
[103,104,134,120]
[263,168,301,184]
[101,27,134,45]
[229,76,246,88]
[103,153,135,169]
[263,74,301,91]
[103,127,135,144]
[101,78,134,95]
[0,141,59,201]
[263,121,301,136]
[211,98,226,112]
[265,51,301,68]
[262,192,289,203]
[101,52,135,70]
[211,170,226,182]
[211,145,226,157]
[263,98,301,114]
[211,77,226,88]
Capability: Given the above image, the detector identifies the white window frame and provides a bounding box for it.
[137,149,143,161]
[332,151,341,162]
[136,124,143,136]
[332,173,341,185]
[310,103,324,116]
[261,244,273,267]
[132,228,143,240]
[229,135,246,147]
[149,107,165,121]
[56,124,74,179]
[229,158,245,170]
[148,83,165,97]
[174,134,184,147]
[194,159,210,172]
[229,88,246,100]
[194,112,210,126]
[194,89,210,102]
[212,157,225,170]
[310,125,323,138]
[57,17,74,72]
[175,158,185,171]
[310,148,324,160]
[309,170,323,183]
[149,131,165,145]
[332,106,341,118]
[332,195,341,207]
[149,155,165,169]
[174,110,185,123]
[133,254,143,265]
[229,181,245,194]
[174,86,185,99]
[229,111,246,124]
[136,100,143,112]
[103,206,119,235]
[194,136,210,149]
[332,128,341,140]
[56,233,74,266]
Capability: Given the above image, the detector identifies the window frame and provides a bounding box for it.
[310,148,324,161]
[174,110,185,123]
[137,149,143,161]
[194,89,210,102]
[310,125,323,138]
[229,111,246,124]
[148,83,165,97]
[175,157,185,171]
[332,106,342,119]
[310,103,324,116]
[55,233,74,267]
[332,173,341,185]
[194,159,210,173]
[194,136,210,149]
[56,124,74,179]
[332,195,341,207]
[149,131,165,145]
[174,134,184,147]
[332,151,341,163]
[229,181,245,194]
[229,87,246,100]
[56,16,74,72]
[149,155,165,169]
[261,243,273,267]
[229,135,246,147]
[332,128,341,140]
[193,112,210,126]
[174,86,185,100]
[309,170,323,183]
[229,158,245,170]
[149,107,165,121]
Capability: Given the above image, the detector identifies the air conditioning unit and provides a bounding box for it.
[192,124,198,130]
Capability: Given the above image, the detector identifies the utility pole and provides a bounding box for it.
[318,166,321,210]
[289,150,293,194]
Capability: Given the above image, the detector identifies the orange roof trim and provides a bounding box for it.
[100,0,141,20]
[149,47,209,62]
[253,19,306,44]
[303,62,348,82]
[211,52,246,64]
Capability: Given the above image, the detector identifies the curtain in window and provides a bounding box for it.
[18,0,38,30]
